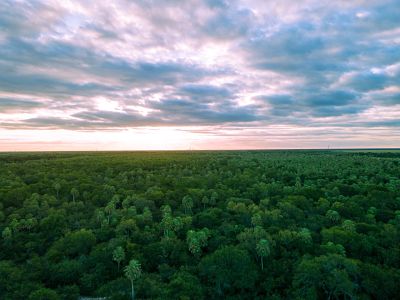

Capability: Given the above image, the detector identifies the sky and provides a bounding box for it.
[0,0,399,151]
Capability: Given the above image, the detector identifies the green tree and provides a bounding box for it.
[342,220,356,232]
[295,176,302,189]
[19,217,37,232]
[256,239,270,270]
[28,288,60,300]
[113,246,125,271]
[201,196,209,209]
[10,218,19,233]
[237,225,270,260]
[182,195,194,214]
[161,206,174,238]
[293,254,359,299]
[2,227,12,245]
[199,246,257,297]
[142,207,153,224]
[326,210,341,224]
[210,191,218,206]
[167,271,204,299]
[116,219,138,239]
[124,259,142,300]
[51,229,96,258]
[70,188,79,203]
[186,228,210,257]
[53,182,61,199]
[251,213,263,227]
[298,228,313,252]
[104,201,116,224]
[366,207,377,223]
[321,242,346,256]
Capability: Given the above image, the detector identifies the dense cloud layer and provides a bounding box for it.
[0,0,399,148]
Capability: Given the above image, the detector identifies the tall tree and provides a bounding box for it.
[2,227,12,246]
[53,182,61,199]
[210,191,218,206]
[124,259,142,300]
[112,246,125,271]
[161,205,174,238]
[182,195,193,214]
[70,188,79,203]
[293,254,359,300]
[256,239,270,270]
[187,228,210,257]
[199,246,257,297]
[201,196,209,209]
[104,202,115,225]
[326,210,341,224]
[251,213,263,227]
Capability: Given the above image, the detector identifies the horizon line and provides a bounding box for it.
[1,147,400,153]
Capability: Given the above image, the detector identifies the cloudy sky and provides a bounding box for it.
[0,0,399,150]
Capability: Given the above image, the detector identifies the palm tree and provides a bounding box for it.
[70,188,79,203]
[53,182,61,199]
[326,210,340,224]
[186,228,209,257]
[187,230,201,257]
[342,220,356,232]
[210,191,218,206]
[182,195,193,214]
[104,202,115,224]
[201,196,209,209]
[251,213,263,227]
[256,239,271,270]
[113,246,125,271]
[124,259,142,300]
[161,214,173,238]
[2,227,12,245]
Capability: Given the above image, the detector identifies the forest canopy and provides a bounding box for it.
[1,150,399,299]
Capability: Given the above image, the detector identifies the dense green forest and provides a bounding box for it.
[1,150,399,300]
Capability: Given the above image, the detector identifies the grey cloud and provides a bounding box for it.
[256,95,295,117]
[0,98,43,111]
[0,71,117,98]
[304,91,358,107]
[19,100,261,129]
[0,37,215,100]
[246,24,326,73]
[259,90,363,118]
[257,95,294,106]
[341,71,388,92]
[364,89,400,106]
[179,84,233,102]
[376,93,400,105]
[358,3,400,32]
[0,0,64,37]
[0,0,399,132]
[361,120,400,127]
[242,1,399,121]
[310,105,364,117]
[22,117,92,129]
[202,6,254,40]
[205,0,229,9]
[20,112,158,129]
[72,110,159,127]
[149,98,260,124]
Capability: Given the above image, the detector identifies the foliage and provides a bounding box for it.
[0,150,399,299]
